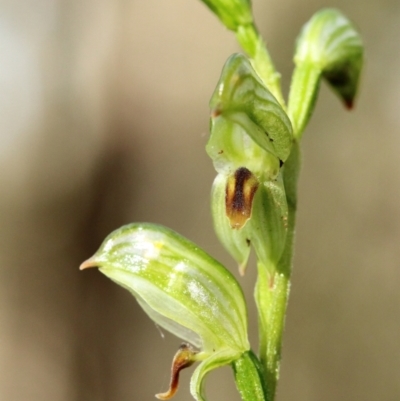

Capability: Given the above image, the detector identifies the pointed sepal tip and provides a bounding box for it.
[79,257,98,270]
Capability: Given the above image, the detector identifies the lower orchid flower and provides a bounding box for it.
[80,223,265,401]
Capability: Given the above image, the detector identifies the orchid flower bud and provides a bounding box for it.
[288,8,364,136]
[80,223,249,401]
[198,0,253,31]
[209,53,293,166]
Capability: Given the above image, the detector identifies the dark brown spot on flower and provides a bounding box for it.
[156,343,198,400]
[269,272,275,289]
[226,167,259,229]
[211,108,222,118]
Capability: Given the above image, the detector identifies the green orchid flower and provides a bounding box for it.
[80,223,253,401]
[288,8,364,137]
[207,53,290,274]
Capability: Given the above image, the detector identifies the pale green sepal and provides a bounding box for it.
[289,8,363,136]
[211,173,251,272]
[190,348,242,401]
[248,175,288,271]
[198,0,253,31]
[84,223,249,354]
[210,53,293,162]
[232,350,268,401]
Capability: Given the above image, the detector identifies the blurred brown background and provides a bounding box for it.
[0,0,399,400]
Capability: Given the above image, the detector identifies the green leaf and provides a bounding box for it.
[81,223,249,355]
[288,8,364,136]
[209,53,293,164]
[198,0,253,31]
[232,350,268,401]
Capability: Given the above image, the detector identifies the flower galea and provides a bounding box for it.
[80,223,250,401]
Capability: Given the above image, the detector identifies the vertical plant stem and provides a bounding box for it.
[254,141,301,399]
[255,263,289,400]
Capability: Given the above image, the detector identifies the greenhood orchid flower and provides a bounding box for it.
[211,171,288,275]
[206,53,291,274]
[288,8,364,136]
[80,223,250,401]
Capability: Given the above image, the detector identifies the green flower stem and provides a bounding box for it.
[288,64,321,140]
[254,141,301,400]
[232,350,269,401]
[255,263,288,400]
[235,24,285,108]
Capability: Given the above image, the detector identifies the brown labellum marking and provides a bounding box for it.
[226,167,259,229]
[156,343,198,400]
[211,107,222,118]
